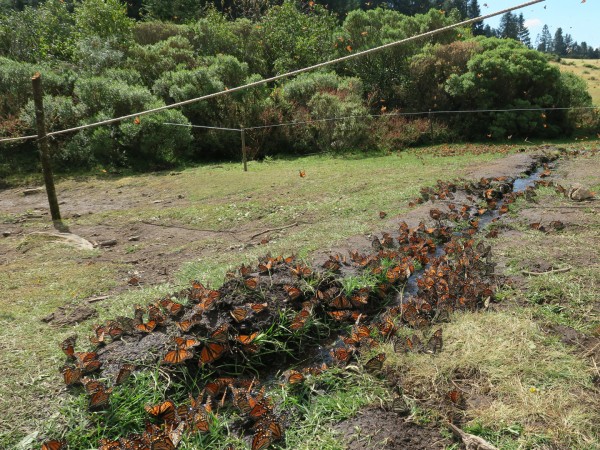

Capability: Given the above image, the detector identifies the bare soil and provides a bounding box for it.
[333,407,452,449]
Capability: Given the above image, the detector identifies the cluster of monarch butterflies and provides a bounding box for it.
[46,175,519,450]
[59,335,135,410]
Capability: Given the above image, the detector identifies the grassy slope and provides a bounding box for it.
[554,58,600,106]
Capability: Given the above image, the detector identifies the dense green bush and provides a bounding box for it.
[127,35,197,86]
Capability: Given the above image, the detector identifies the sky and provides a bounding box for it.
[481,0,600,48]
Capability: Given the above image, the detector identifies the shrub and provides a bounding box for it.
[133,21,183,46]
[127,35,197,86]
[0,57,74,117]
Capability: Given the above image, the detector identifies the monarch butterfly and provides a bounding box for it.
[329,295,352,310]
[174,337,201,350]
[283,285,302,300]
[204,377,234,398]
[163,348,194,365]
[327,310,352,322]
[82,377,106,395]
[98,438,121,450]
[199,342,227,365]
[244,277,259,290]
[377,315,396,338]
[60,335,77,359]
[499,204,509,215]
[159,298,183,316]
[115,363,135,385]
[230,307,249,323]
[284,369,305,385]
[41,440,67,450]
[237,332,259,345]
[249,400,272,421]
[148,305,165,324]
[145,400,176,424]
[88,385,112,411]
[251,428,273,450]
[148,434,176,450]
[364,353,386,373]
[231,387,254,415]
[191,407,210,433]
[266,418,284,440]
[250,302,268,313]
[61,366,82,386]
[290,308,311,330]
[299,170,306,178]
[447,389,462,404]
[350,291,369,307]
[330,347,353,363]
[175,313,202,332]
[169,421,185,446]
[322,259,340,272]
[136,320,157,333]
[289,264,311,278]
[426,328,443,354]
[209,323,230,343]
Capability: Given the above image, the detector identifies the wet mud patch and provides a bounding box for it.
[333,407,452,450]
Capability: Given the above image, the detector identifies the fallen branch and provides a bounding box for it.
[250,222,299,239]
[448,423,498,450]
[521,266,572,276]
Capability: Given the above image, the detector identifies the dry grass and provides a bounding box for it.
[555,58,600,106]
[385,310,599,449]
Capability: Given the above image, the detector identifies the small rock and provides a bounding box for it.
[97,239,117,247]
[23,188,42,196]
[2,231,11,237]
[128,236,140,242]
[152,200,162,204]
[72,213,81,218]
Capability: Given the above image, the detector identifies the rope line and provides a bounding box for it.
[161,123,243,132]
[158,106,598,133]
[0,0,544,145]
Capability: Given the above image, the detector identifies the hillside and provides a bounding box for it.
[555,58,600,105]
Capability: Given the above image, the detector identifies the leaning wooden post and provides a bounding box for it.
[240,125,248,172]
[32,72,61,221]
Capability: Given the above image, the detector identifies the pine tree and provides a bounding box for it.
[468,0,484,35]
[553,27,566,56]
[536,24,552,53]
[517,13,531,48]
[498,12,519,40]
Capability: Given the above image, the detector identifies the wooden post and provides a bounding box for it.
[429,109,434,140]
[32,72,61,221]
[241,126,248,172]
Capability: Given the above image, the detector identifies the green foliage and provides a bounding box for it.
[74,0,133,45]
[260,2,338,75]
[444,38,571,138]
[127,35,197,86]
[142,0,203,23]
[0,57,74,116]
[341,8,463,100]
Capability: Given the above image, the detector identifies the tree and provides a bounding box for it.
[536,24,552,53]
[74,0,133,44]
[564,33,573,55]
[517,13,530,48]
[498,12,519,40]
[553,27,566,56]
[468,0,484,36]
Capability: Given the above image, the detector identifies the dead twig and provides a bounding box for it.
[448,423,499,450]
[521,266,572,276]
[250,222,299,239]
